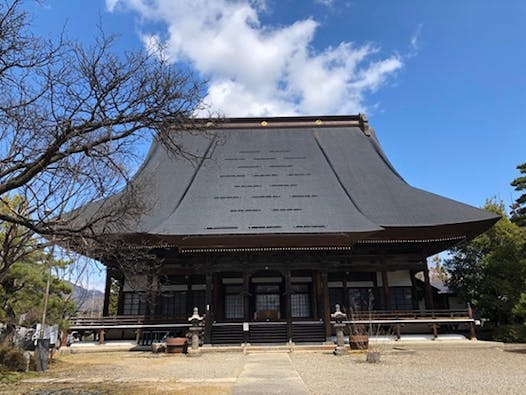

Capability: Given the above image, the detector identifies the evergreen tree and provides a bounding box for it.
[1,196,76,341]
[0,254,76,329]
[511,162,526,227]
[445,200,526,325]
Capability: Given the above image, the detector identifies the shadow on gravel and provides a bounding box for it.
[28,389,104,395]
[502,343,526,354]
[504,348,526,354]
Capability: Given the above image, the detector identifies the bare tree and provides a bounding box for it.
[0,196,34,283]
[0,0,207,263]
[0,1,213,326]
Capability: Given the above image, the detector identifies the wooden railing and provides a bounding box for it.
[70,309,473,328]
[338,308,477,340]
[346,309,473,321]
[69,315,190,330]
[68,308,477,341]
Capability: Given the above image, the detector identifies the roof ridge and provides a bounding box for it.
[195,114,371,135]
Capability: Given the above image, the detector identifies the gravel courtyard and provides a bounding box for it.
[2,341,525,394]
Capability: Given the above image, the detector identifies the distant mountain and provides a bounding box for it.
[68,282,104,314]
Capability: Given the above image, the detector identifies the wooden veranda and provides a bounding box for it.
[69,307,477,346]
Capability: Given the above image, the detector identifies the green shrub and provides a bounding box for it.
[512,293,526,320]
[491,323,526,343]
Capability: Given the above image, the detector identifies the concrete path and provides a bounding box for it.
[232,353,309,395]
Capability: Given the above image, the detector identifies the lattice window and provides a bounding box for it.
[256,294,280,311]
[160,291,187,317]
[390,287,414,310]
[225,294,243,319]
[122,292,146,315]
[291,294,311,318]
[224,285,243,319]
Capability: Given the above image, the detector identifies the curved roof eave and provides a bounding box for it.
[67,115,499,251]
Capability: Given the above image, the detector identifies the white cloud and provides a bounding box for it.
[108,0,403,116]
[315,0,335,7]
[409,23,423,57]
[105,0,119,12]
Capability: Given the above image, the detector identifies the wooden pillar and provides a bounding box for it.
[342,271,349,312]
[395,324,401,340]
[285,270,293,342]
[243,272,250,322]
[313,271,321,320]
[467,303,477,340]
[102,268,112,317]
[423,260,434,310]
[117,278,125,315]
[213,273,222,321]
[204,273,213,344]
[321,271,331,339]
[409,269,419,309]
[381,271,390,310]
[372,271,379,310]
[186,275,193,317]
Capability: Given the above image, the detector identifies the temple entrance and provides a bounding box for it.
[218,270,316,322]
[251,271,283,321]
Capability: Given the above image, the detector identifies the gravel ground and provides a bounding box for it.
[292,343,526,394]
[2,342,525,394]
[48,352,246,381]
[1,353,247,395]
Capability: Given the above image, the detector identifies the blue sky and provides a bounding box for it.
[29,0,526,209]
[27,1,525,287]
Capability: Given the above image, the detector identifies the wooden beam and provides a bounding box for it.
[161,252,426,273]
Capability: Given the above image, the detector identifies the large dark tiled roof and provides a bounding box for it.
[76,115,499,250]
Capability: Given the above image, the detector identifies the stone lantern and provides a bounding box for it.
[187,307,204,357]
[331,304,347,355]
